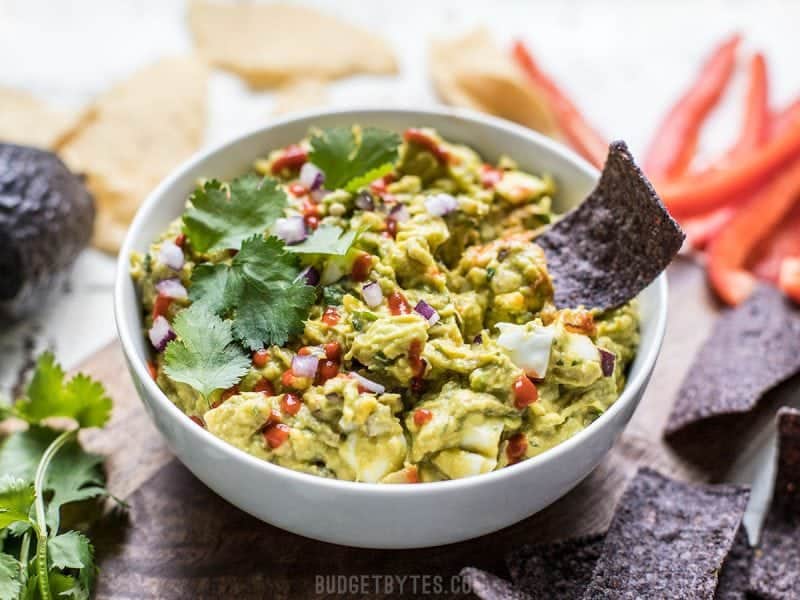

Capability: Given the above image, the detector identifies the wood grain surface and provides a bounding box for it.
[75,259,740,599]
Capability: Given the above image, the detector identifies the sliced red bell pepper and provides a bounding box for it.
[511,40,608,169]
[770,98,800,139]
[682,52,770,248]
[707,154,800,305]
[660,111,800,218]
[643,34,741,182]
[749,202,800,281]
[779,257,800,303]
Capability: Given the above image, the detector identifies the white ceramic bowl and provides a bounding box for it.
[114,107,667,549]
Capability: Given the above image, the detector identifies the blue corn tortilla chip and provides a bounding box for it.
[537,141,684,310]
[665,286,800,438]
[748,407,800,599]
[506,534,604,599]
[581,468,749,599]
[716,526,752,600]
[459,567,531,600]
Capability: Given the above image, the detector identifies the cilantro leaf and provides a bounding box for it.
[309,126,400,191]
[14,353,111,429]
[190,236,316,350]
[0,552,22,600]
[286,225,359,256]
[48,532,95,597]
[47,571,85,600]
[0,476,34,529]
[183,175,288,253]
[163,304,250,398]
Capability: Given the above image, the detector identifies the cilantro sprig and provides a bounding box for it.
[309,126,400,192]
[287,224,360,256]
[0,353,114,600]
[182,174,287,253]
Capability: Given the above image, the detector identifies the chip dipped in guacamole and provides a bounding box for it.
[130,125,644,483]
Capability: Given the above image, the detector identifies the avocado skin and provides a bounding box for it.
[0,143,94,320]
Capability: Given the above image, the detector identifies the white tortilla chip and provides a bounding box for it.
[0,87,84,149]
[188,0,397,89]
[272,80,328,116]
[430,29,558,136]
[59,57,208,253]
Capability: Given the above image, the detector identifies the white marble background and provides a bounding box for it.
[0,0,796,533]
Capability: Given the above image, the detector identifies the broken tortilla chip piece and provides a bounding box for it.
[0,87,85,149]
[748,408,800,599]
[188,0,396,90]
[459,567,531,600]
[430,29,558,136]
[272,80,328,116]
[716,526,752,600]
[536,141,684,309]
[581,468,748,599]
[506,534,604,599]
[665,286,800,437]
[59,56,208,253]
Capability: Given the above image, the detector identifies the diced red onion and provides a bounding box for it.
[274,216,307,245]
[389,204,410,223]
[148,315,175,352]
[300,162,325,191]
[292,354,319,378]
[473,334,483,344]
[424,193,459,217]
[155,278,187,300]
[298,266,320,286]
[599,349,616,377]
[354,191,375,211]
[414,300,439,325]
[311,188,329,203]
[361,281,383,307]
[158,239,184,270]
[350,372,385,395]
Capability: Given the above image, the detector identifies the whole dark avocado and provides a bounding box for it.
[0,143,94,320]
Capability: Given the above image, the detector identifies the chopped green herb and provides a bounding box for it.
[322,284,346,306]
[287,225,359,256]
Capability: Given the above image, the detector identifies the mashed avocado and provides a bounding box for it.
[131,126,640,483]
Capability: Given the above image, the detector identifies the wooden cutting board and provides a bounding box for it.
[76,259,730,599]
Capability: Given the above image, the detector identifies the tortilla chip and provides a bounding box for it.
[749,408,800,599]
[0,87,84,149]
[506,534,604,599]
[582,468,748,599]
[536,141,684,309]
[188,0,396,90]
[430,29,558,136]
[459,568,531,600]
[716,526,752,600]
[59,57,208,253]
[272,80,328,116]
[665,286,800,437]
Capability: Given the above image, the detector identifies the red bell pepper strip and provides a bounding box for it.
[682,52,770,248]
[749,203,800,282]
[511,40,608,169]
[779,257,800,303]
[660,111,800,218]
[643,34,741,182]
[770,98,800,139]
[707,154,800,305]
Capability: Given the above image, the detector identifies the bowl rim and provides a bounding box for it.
[114,105,668,495]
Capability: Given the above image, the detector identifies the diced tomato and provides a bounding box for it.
[480,164,503,189]
[211,385,239,409]
[270,144,307,174]
[301,197,320,216]
[316,359,339,384]
[351,253,373,282]
[324,341,341,362]
[413,408,433,427]
[405,465,419,484]
[281,393,303,416]
[779,257,800,303]
[512,375,538,410]
[297,346,313,356]
[370,174,395,194]
[174,232,186,248]
[289,182,308,197]
[281,370,296,388]
[305,215,320,230]
[388,291,412,315]
[189,415,205,428]
[151,292,172,319]
[263,423,291,448]
[147,361,158,381]
[322,306,340,326]
[252,349,270,368]
[408,339,425,377]
[253,378,275,395]
[385,217,398,239]
[265,409,282,426]
[404,128,451,163]
[506,433,528,463]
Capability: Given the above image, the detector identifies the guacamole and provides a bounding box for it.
[131,126,639,483]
